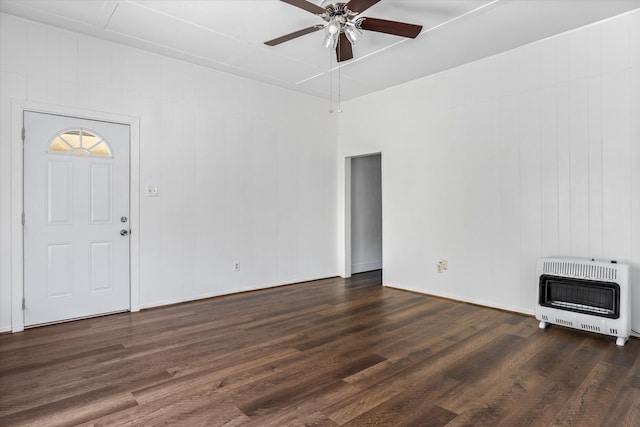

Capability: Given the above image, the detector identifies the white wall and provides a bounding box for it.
[338,10,640,332]
[0,13,338,331]
[351,154,382,273]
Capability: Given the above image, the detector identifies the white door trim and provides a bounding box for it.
[11,99,141,332]
[344,157,352,279]
[339,151,384,280]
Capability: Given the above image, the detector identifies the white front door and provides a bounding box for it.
[23,111,130,326]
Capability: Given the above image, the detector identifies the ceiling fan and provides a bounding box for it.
[265,0,423,62]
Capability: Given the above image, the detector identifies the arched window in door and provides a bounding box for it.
[48,128,113,157]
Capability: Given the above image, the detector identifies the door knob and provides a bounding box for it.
[120,229,129,236]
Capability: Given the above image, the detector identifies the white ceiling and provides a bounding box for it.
[1,0,639,100]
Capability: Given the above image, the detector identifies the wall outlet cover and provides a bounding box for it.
[145,184,159,197]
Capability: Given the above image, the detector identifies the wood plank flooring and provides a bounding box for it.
[1,270,639,426]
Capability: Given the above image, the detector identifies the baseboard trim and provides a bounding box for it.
[384,284,535,317]
[137,275,338,311]
[351,261,382,274]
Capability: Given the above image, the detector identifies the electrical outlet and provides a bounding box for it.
[233,261,240,272]
[145,184,159,197]
[437,260,448,273]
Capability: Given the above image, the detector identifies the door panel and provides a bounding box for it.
[90,164,113,223]
[90,241,113,291]
[47,160,73,224]
[24,111,130,326]
[47,243,73,297]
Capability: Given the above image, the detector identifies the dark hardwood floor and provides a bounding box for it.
[1,270,639,426]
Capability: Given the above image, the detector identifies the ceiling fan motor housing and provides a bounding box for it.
[321,2,359,21]
[322,2,364,37]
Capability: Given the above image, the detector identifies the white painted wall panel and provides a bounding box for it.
[587,76,604,259]
[518,89,542,308]
[587,26,602,77]
[602,70,632,262]
[569,78,590,258]
[540,85,559,257]
[601,14,630,75]
[556,81,572,257]
[1,15,26,74]
[339,10,640,332]
[498,95,522,307]
[568,30,588,81]
[26,23,48,79]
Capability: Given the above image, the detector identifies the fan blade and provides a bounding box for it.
[337,33,353,62]
[280,0,327,15]
[265,25,323,46]
[360,17,422,38]
[345,0,380,14]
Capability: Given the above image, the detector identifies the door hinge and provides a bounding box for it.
[22,298,25,310]
[22,212,25,225]
[21,127,25,142]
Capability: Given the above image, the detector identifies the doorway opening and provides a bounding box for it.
[348,153,382,276]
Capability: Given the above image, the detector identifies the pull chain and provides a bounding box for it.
[337,52,342,113]
[329,47,334,113]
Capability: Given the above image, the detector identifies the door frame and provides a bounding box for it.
[340,151,383,280]
[11,99,141,332]
[349,153,383,275]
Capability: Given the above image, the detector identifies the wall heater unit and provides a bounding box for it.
[535,257,630,346]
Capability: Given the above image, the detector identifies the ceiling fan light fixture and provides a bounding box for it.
[325,17,341,35]
[323,32,338,50]
[344,24,363,45]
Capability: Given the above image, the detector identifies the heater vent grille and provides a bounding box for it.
[541,261,617,281]
[539,275,620,319]
[555,318,573,327]
[581,324,601,332]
